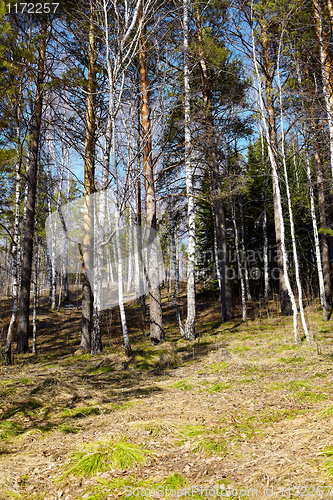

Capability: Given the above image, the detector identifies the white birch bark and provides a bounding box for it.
[239,196,251,301]
[4,240,10,297]
[134,213,141,299]
[46,127,57,311]
[127,211,134,293]
[262,194,269,301]
[295,61,328,321]
[183,0,196,340]
[168,194,184,336]
[115,207,131,354]
[276,45,313,345]
[32,148,42,354]
[5,105,22,364]
[32,203,39,355]
[213,206,224,321]
[62,132,71,301]
[306,146,328,320]
[213,217,222,294]
[259,130,270,301]
[48,127,66,310]
[92,146,108,353]
[112,95,130,355]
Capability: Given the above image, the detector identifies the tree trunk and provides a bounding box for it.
[194,3,233,322]
[239,197,251,301]
[260,15,292,316]
[313,0,333,178]
[168,195,184,336]
[136,90,147,317]
[16,16,47,354]
[260,131,270,302]
[277,59,312,344]
[32,172,40,355]
[294,59,329,320]
[62,145,71,302]
[139,0,164,344]
[6,101,22,364]
[306,143,328,320]
[183,0,196,339]
[251,15,299,342]
[231,202,247,322]
[312,123,332,309]
[211,164,234,322]
[81,0,97,351]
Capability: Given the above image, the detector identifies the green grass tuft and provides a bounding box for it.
[320,447,333,476]
[191,437,226,455]
[78,472,189,500]
[295,391,327,402]
[19,378,33,385]
[177,425,226,456]
[162,472,188,489]
[59,424,81,434]
[274,345,294,353]
[89,366,115,374]
[207,383,230,392]
[278,356,304,364]
[172,380,193,391]
[199,380,231,392]
[233,346,250,353]
[288,380,311,390]
[319,405,333,417]
[260,408,306,423]
[62,438,152,478]
[0,421,24,440]
[205,362,228,373]
[133,351,158,370]
[178,424,207,438]
[61,406,101,418]
[2,398,42,419]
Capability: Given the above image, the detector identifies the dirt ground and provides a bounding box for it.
[0,289,333,500]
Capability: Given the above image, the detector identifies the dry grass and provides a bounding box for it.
[0,290,332,498]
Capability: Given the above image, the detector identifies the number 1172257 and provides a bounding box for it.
[7,3,59,14]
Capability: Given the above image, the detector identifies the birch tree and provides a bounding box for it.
[5,98,23,363]
[183,0,196,340]
[276,31,313,344]
[295,62,328,320]
[250,3,300,343]
[245,1,294,317]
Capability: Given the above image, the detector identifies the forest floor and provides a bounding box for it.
[0,286,333,500]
